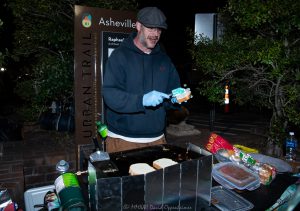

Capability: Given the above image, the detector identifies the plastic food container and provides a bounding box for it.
[211,186,254,211]
[212,162,260,190]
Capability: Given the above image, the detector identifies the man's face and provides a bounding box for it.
[137,23,162,49]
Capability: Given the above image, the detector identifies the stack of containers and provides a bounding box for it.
[207,133,277,186]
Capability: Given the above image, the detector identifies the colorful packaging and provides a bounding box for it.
[233,147,257,166]
[250,163,277,185]
[205,133,234,154]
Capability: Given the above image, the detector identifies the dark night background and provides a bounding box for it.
[0,1,232,145]
[140,0,227,64]
[1,3,299,210]
[0,0,227,116]
[0,0,230,141]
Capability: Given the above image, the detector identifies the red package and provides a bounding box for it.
[205,133,234,154]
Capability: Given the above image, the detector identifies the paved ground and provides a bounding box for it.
[166,107,269,154]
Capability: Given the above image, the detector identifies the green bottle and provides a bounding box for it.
[96,121,108,138]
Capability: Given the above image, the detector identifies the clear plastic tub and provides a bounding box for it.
[212,162,260,191]
[211,185,254,211]
[24,185,55,211]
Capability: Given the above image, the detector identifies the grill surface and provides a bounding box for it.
[88,144,213,211]
[94,144,204,177]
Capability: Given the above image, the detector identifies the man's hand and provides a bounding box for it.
[170,97,178,104]
[143,90,169,107]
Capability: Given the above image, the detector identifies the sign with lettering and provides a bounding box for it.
[74,6,136,160]
[102,31,130,78]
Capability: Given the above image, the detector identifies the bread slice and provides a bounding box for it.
[153,158,178,169]
[129,163,156,176]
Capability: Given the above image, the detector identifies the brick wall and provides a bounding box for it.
[0,130,77,210]
[0,159,24,206]
[23,151,76,189]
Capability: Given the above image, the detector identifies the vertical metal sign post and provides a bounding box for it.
[74,6,136,169]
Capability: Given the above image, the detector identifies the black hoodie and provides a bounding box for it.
[102,32,180,138]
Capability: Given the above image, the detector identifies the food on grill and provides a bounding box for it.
[218,164,256,186]
[129,163,155,175]
[152,158,178,169]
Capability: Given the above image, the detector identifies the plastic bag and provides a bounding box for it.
[205,133,234,154]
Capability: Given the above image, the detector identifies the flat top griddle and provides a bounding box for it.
[92,144,204,178]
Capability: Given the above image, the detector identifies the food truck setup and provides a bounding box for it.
[23,84,300,211]
[20,6,299,210]
[23,132,300,211]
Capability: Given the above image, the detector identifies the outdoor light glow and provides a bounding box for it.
[0,67,6,72]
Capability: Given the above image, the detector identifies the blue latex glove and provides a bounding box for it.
[170,97,178,104]
[143,90,169,107]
